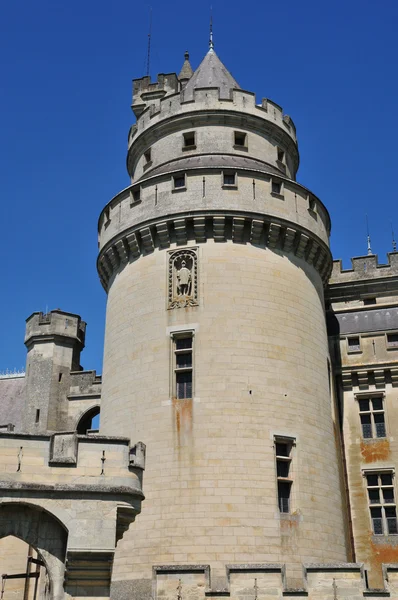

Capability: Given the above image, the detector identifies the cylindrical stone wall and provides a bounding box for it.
[100,239,348,590]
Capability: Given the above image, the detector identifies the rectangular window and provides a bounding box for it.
[132,189,140,202]
[223,172,237,187]
[366,472,398,535]
[309,196,316,212]
[271,180,282,196]
[183,131,196,148]
[173,333,194,399]
[347,336,361,353]
[173,174,186,190]
[275,437,294,513]
[144,149,151,163]
[359,396,386,439]
[234,131,247,148]
[277,147,285,163]
[364,297,377,305]
[387,333,398,348]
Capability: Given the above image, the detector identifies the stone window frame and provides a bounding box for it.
[346,335,362,354]
[362,468,398,536]
[182,131,196,150]
[274,435,296,514]
[169,329,196,401]
[386,331,398,350]
[355,391,387,440]
[222,170,238,189]
[172,173,187,192]
[233,130,248,151]
[270,177,284,199]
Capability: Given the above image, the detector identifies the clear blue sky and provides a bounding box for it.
[0,0,397,373]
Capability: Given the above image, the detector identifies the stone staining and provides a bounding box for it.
[168,248,198,309]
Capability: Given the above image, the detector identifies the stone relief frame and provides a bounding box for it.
[168,248,199,309]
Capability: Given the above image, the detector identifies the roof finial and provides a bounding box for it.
[146,7,153,77]
[366,214,373,256]
[391,221,397,252]
[209,6,214,52]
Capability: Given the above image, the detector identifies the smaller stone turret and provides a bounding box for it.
[178,51,193,87]
[23,309,86,433]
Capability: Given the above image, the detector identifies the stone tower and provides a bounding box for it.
[96,44,350,596]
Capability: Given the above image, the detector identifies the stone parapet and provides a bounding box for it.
[330,254,398,284]
[110,562,398,599]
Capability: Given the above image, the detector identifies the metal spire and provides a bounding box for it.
[391,221,397,252]
[366,214,373,255]
[146,7,152,77]
[209,7,214,52]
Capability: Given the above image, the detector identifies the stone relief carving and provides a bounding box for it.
[168,248,198,309]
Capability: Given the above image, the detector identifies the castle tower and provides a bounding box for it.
[97,44,350,595]
[24,309,86,433]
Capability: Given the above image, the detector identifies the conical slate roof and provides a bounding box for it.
[182,48,241,101]
[179,51,194,81]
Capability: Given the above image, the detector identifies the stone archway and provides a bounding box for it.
[0,503,68,600]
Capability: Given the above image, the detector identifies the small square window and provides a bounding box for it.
[173,175,186,190]
[271,180,282,195]
[387,333,398,348]
[144,149,151,163]
[347,336,361,352]
[132,189,140,203]
[364,298,377,305]
[223,172,236,187]
[183,132,196,148]
[277,148,285,163]
[234,131,247,148]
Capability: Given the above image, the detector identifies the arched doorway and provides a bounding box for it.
[0,535,50,599]
[76,406,100,434]
[0,504,67,600]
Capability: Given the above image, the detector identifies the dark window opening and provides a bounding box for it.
[174,333,194,400]
[387,333,398,348]
[278,481,291,513]
[183,132,196,148]
[364,298,377,305]
[277,148,285,163]
[223,172,236,186]
[173,175,186,189]
[272,180,282,195]
[348,336,361,352]
[234,132,247,147]
[35,409,40,423]
[309,196,316,211]
[144,149,151,163]
[58,372,63,382]
[132,189,140,202]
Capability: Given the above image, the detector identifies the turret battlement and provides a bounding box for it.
[25,309,86,349]
[129,86,297,149]
[330,252,398,284]
[132,72,180,117]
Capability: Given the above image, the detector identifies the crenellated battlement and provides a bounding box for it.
[132,72,180,117]
[330,252,398,284]
[128,86,297,149]
[24,309,86,349]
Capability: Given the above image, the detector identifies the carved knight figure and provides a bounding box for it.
[176,260,192,296]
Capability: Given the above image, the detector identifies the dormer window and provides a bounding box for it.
[234,131,247,148]
[183,132,196,149]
